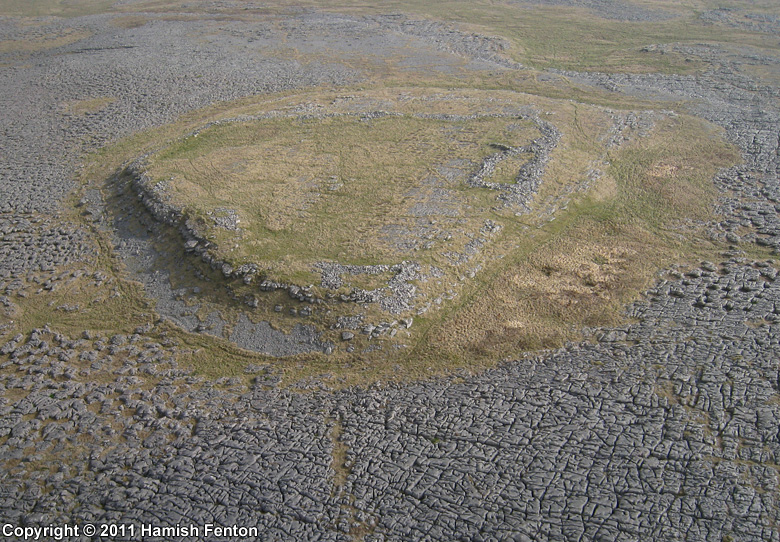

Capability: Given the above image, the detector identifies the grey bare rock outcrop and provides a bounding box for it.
[1,2,779,541]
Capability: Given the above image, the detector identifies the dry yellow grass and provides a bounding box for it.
[61,96,116,116]
[110,15,150,29]
[0,0,113,17]
[0,0,775,394]
[48,20,756,387]
[94,83,742,387]
[421,112,741,360]
[0,28,90,54]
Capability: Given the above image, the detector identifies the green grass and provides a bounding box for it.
[96,82,750,387]
[0,27,91,55]
[146,108,541,285]
[0,0,114,17]
[264,0,780,75]
[1,0,771,387]
[5,0,779,76]
[419,112,743,361]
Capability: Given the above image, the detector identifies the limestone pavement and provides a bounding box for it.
[0,2,779,541]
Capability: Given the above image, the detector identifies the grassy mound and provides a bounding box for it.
[146,112,541,285]
[71,84,746,385]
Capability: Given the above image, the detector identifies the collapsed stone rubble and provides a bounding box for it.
[0,3,779,540]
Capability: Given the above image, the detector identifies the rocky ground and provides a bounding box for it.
[1,1,779,541]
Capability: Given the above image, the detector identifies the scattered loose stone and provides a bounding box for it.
[1,3,779,541]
